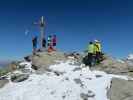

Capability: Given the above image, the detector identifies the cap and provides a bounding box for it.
[94,39,100,42]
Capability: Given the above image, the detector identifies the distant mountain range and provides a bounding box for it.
[0,60,11,68]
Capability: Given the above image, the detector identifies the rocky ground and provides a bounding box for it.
[0,79,9,88]
[109,78,133,100]
[0,51,133,100]
[91,56,133,77]
[24,51,82,74]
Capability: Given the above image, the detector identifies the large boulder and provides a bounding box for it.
[93,56,129,75]
[125,60,133,72]
[24,56,32,62]
[109,78,133,100]
[11,73,29,83]
[3,61,20,73]
[31,51,67,73]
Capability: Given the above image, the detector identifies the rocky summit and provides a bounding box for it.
[0,51,133,100]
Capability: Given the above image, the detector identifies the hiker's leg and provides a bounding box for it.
[97,52,101,64]
[95,52,99,64]
[89,53,93,67]
[33,47,36,55]
[90,53,93,66]
[88,53,91,66]
[53,43,56,50]
[92,54,95,66]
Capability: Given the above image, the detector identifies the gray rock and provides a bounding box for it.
[62,95,66,99]
[80,91,95,100]
[80,93,89,100]
[109,78,133,100]
[31,51,67,74]
[0,79,9,88]
[128,66,133,72]
[24,56,32,62]
[87,90,95,97]
[73,67,81,72]
[53,71,64,76]
[92,56,132,76]
[23,51,84,75]
[11,73,29,82]
[95,74,102,78]
[31,65,38,70]
[74,78,84,87]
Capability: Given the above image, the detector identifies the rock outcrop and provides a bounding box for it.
[1,51,133,100]
[11,73,29,83]
[109,78,133,100]
[0,79,9,88]
[31,51,66,73]
[91,56,133,77]
[27,51,82,74]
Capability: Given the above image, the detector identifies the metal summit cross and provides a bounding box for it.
[33,16,45,50]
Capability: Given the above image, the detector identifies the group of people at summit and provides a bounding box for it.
[32,34,57,54]
[32,34,103,67]
[86,39,103,67]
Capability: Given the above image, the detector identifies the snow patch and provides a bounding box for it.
[127,54,133,60]
[0,61,130,100]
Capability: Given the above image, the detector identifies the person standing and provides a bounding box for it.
[87,41,95,67]
[32,36,37,55]
[42,37,46,48]
[47,35,54,52]
[47,35,52,47]
[52,35,57,50]
[94,40,102,64]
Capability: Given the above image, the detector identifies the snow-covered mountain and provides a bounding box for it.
[1,52,133,100]
[0,60,131,100]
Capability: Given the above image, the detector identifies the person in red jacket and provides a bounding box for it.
[52,35,57,50]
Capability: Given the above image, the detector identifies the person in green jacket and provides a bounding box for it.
[94,39,102,64]
[87,41,95,67]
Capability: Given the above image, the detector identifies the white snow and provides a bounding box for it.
[127,54,133,60]
[0,61,131,100]
[116,59,125,63]
[19,62,34,72]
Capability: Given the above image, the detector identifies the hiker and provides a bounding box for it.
[32,36,37,55]
[47,35,54,52]
[52,34,57,51]
[47,35,52,47]
[94,40,102,64]
[87,41,95,67]
[42,37,46,48]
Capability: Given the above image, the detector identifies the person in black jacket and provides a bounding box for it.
[42,37,46,48]
[32,36,37,55]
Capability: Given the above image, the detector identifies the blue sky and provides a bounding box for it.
[0,0,133,60]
